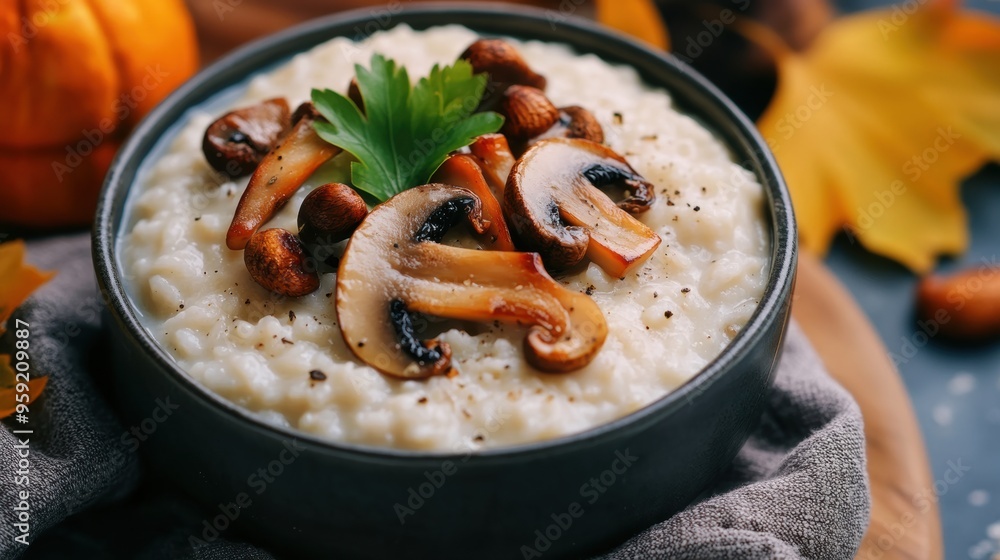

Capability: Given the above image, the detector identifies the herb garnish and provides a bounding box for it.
[311,54,504,201]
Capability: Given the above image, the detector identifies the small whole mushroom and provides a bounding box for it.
[297,183,368,245]
[244,228,320,297]
[916,268,1000,341]
[536,105,605,145]
[202,98,291,177]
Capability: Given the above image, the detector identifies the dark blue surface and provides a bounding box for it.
[823,2,1000,553]
[838,0,999,13]
[821,1,1000,557]
[826,168,1000,559]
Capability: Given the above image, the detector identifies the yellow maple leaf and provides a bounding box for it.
[746,2,1000,272]
[0,356,48,419]
[0,240,54,419]
[596,0,670,50]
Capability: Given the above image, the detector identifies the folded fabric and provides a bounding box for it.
[0,234,869,560]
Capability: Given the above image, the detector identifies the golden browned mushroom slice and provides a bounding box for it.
[432,154,514,251]
[226,102,341,250]
[469,133,516,199]
[504,138,660,278]
[202,98,291,177]
[336,184,608,378]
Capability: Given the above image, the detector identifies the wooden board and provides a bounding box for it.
[188,4,943,557]
[795,250,942,559]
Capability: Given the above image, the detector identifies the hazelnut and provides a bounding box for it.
[560,106,604,144]
[297,183,368,244]
[500,86,560,140]
[244,228,320,297]
[460,39,547,90]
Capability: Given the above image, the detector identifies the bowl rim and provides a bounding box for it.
[93,2,797,462]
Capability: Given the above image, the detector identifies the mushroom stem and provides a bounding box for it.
[432,154,514,250]
[404,245,570,332]
[227,103,341,250]
[336,184,608,378]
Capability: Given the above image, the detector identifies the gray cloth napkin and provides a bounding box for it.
[1,233,869,560]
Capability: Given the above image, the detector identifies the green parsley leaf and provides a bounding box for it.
[311,54,504,201]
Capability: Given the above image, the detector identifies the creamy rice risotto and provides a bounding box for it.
[121,25,770,451]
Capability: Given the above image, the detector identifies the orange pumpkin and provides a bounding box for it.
[0,0,199,227]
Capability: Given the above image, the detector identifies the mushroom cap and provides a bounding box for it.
[504,138,662,278]
[202,98,290,178]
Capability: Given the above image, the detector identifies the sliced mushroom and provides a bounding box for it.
[460,39,547,109]
[336,184,608,378]
[226,102,341,250]
[504,138,660,278]
[432,154,514,251]
[469,133,516,199]
[203,98,291,177]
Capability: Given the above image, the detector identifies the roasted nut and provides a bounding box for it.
[499,85,560,140]
[460,39,547,109]
[244,228,320,297]
[202,98,291,177]
[558,106,605,144]
[461,39,547,89]
[297,183,368,244]
[347,77,364,113]
[916,268,1000,341]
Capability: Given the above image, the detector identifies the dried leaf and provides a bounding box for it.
[0,356,48,419]
[746,3,1000,272]
[0,240,53,419]
[596,0,670,50]
[0,240,53,328]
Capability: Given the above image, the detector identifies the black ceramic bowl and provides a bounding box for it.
[93,4,795,558]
